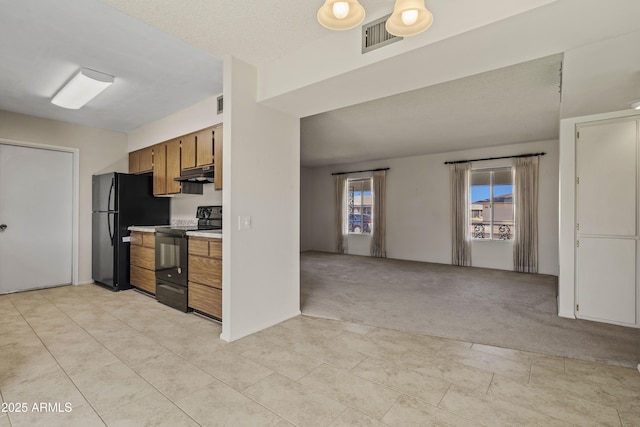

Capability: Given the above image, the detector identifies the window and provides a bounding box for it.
[470,168,514,240]
[347,178,373,234]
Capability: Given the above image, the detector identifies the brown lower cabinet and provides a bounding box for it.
[188,237,222,320]
[129,231,156,294]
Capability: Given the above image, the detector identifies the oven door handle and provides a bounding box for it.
[157,283,185,294]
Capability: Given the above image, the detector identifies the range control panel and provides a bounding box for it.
[196,205,222,219]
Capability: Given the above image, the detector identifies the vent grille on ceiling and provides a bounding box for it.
[362,14,402,54]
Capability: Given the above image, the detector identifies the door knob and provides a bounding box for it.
[0,224,6,231]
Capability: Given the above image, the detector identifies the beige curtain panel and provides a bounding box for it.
[334,174,348,254]
[513,156,539,273]
[450,163,472,266]
[370,170,387,258]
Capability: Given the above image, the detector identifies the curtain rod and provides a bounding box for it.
[443,152,546,165]
[331,167,389,176]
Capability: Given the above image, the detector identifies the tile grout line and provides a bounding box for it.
[9,292,110,426]
[40,289,206,427]
[296,362,395,422]
[235,372,305,427]
[485,373,495,396]
[65,292,215,427]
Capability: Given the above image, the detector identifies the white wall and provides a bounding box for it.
[0,110,128,284]
[302,139,559,275]
[221,56,300,342]
[127,95,223,221]
[561,30,640,119]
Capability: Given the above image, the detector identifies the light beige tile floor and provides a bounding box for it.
[1,284,639,426]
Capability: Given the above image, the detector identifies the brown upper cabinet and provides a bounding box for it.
[153,141,167,195]
[153,138,202,196]
[213,125,222,191]
[181,126,215,169]
[128,146,153,174]
[181,125,222,191]
[132,123,222,195]
[180,133,197,170]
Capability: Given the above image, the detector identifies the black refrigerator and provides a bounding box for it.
[92,172,170,291]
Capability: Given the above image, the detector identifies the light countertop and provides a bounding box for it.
[186,230,222,238]
[128,225,169,233]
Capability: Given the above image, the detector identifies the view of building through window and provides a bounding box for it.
[470,168,514,240]
[347,178,372,234]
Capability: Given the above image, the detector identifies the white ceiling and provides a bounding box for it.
[0,0,222,133]
[301,54,563,166]
[1,1,639,167]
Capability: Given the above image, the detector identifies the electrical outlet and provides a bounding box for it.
[238,215,252,230]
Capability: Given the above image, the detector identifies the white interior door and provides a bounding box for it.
[0,144,73,293]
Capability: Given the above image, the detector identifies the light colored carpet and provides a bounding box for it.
[300,251,640,368]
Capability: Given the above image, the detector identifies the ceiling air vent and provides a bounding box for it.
[362,14,402,54]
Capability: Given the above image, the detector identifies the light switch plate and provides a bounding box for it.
[238,215,252,230]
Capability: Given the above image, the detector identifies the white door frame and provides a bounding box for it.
[0,137,79,286]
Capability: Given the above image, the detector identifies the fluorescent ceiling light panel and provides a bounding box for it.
[51,68,114,109]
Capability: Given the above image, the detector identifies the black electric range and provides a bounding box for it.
[154,206,221,312]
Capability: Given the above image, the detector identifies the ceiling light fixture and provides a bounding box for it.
[317,0,366,30]
[51,68,114,109]
[631,100,640,110]
[386,0,433,36]
[317,0,433,36]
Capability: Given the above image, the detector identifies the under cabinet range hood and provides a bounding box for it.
[174,166,214,183]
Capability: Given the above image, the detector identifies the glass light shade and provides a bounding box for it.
[632,101,640,110]
[386,0,433,37]
[317,0,365,30]
[51,68,114,109]
[332,2,350,19]
[401,9,419,26]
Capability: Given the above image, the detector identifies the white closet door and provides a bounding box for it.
[0,144,73,293]
[575,118,638,326]
[576,237,636,325]
[576,120,637,236]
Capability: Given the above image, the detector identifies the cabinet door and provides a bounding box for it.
[189,256,222,287]
[577,120,637,236]
[196,128,214,167]
[181,133,196,170]
[214,125,223,190]
[166,139,182,194]
[129,151,140,174]
[153,143,167,195]
[188,282,222,318]
[576,237,636,325]
[130,265,156,294]
[139,146,154,173]
[131,245,155,270]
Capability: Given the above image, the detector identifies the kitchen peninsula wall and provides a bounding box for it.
[128,94,223,223]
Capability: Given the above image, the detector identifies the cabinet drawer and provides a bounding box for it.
[131,245,155,270]
[188,282,221,319]
[188,255,222,288]
[189,239,209,256]
[130,232,155,248]
[130,232,143,246]
[143,233,155,248]
[130,265,155,294]
[209,239,222,258]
